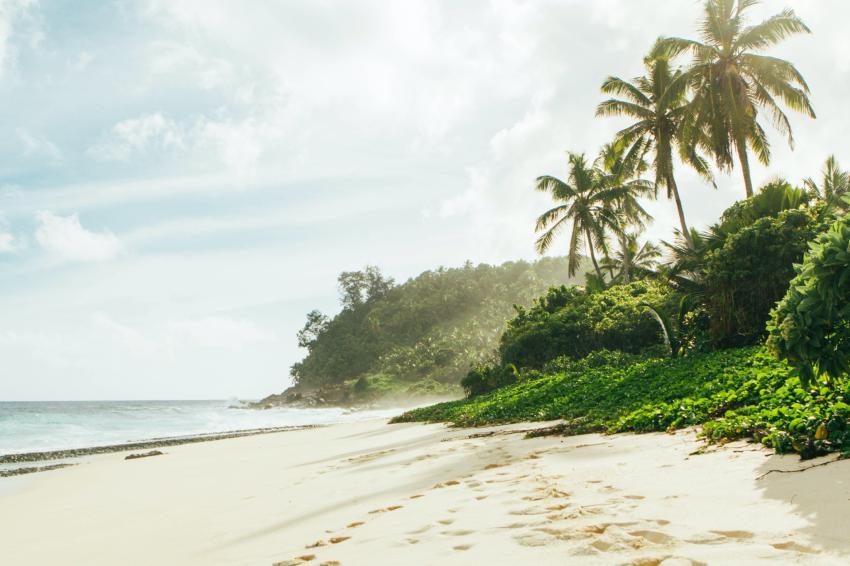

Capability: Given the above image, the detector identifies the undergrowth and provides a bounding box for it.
[392,347,850,459]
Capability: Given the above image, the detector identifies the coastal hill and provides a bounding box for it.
[255,258,583,408]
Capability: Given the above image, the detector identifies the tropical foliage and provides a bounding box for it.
[533,148,650,282]
[288,258,582,398]
[804,155,850,211]
[656,0,815,197]
[497,280,673,371]
[597,51,712,246]
[395,347,850,459]
[768,215,850,387]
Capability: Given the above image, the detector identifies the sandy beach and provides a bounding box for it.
[1,419,849,565]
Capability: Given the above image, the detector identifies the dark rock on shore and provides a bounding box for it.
[0,463,76,478]
[0,425,317,466]
[125,450,164,460]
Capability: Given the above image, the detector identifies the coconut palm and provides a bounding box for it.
[595,141,655,282]
[804,155,850,209]
[597,52,713,248]
[602,233,662,284]
[535,153,619,283]
[657,0,815,198]
[535,144,654,286]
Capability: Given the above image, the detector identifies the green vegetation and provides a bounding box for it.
[394,348,850,459]
[656,0,815,198]
[282,258,582,404]
[533,146,651,282]
[498,280,674,370]
[768,214,850,386]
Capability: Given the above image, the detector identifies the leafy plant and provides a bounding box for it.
[768,215,850,387]
[497,279,674,369]
[703,206,824,346]
[394,347,850,459]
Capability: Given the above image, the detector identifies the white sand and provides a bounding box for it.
[1,419,849,565]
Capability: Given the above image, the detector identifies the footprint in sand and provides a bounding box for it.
[628,530,675,545]
[623,494,645,500]
[368,505,403,514]
[346,521,364,529]
[442,529,474,536]
[409,494,424,499]
[771,541,820,554]
[273,555,319,566]
[453,544,473,551]
[328,536,350,544]
[708,529,754,540]
[407,524,433,535]
[618,557,706,566]
[513,532,549,547]
[319,562,341,566]
[437,518,455,525]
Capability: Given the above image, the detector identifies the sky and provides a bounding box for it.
[1,0,848,400]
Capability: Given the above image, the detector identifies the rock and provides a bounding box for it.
[125,450,164,460]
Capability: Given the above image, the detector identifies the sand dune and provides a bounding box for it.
[1,419,848,565]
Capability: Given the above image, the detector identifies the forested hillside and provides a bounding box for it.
[259,258,582,406]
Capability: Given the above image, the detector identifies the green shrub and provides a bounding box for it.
[497,280,674,369]
[461,363,518,397]
[768,214,850,386]
[702,207,824,346]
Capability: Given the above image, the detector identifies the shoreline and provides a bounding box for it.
[0,424,322,473]
[1,418,849,565]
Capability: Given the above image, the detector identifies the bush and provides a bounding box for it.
[702,207,824,346]
[497,280,674,369]
[768,214,850,386]
[461,364,518,397]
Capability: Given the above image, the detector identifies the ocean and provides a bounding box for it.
[0,400,402,456]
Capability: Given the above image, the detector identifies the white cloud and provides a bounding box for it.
[0,231,14,252]
[0,0,38,79]
[167,316,277,351]
[88,112,185,161]
[35,211,123,262]
[16,127,62,162]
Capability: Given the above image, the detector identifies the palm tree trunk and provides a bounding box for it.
[620,232,631,283]
[735,140,755,198]
[584,227,605,284]
[667,174,693,248]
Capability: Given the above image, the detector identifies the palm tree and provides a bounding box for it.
[657,0,815,198]
[535,145,653,286]
[597,52,713,248]
[534,153,619,283]
[602,232,662,284]
[595,141,655,282]
[804,155,849,209]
